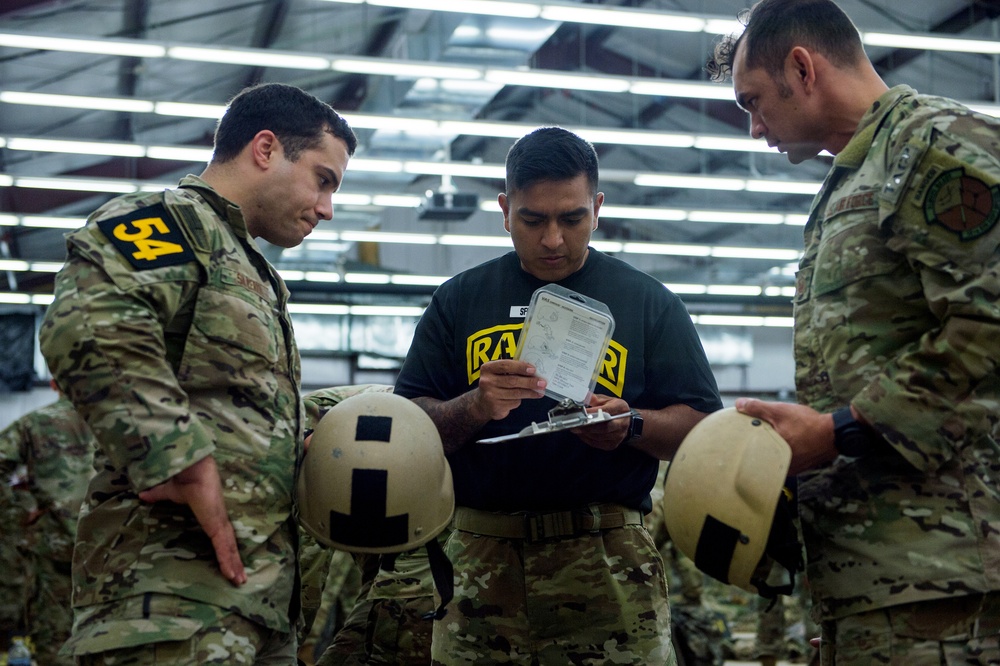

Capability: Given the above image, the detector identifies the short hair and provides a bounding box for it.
[505,127,599,196]
[706,0,867,83]
[212,82,358,163]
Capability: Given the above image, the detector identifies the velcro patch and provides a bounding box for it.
[96,203,195,270]
[922,168,1000,241]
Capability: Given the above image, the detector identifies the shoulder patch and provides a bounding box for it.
[96,203,196,270]
[922,167,1000,241]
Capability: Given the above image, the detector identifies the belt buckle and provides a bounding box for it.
[523,510,579,542]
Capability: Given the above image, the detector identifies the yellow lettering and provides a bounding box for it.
[597,339,627,397]
[465,324,524,385]
[131,238,185,262]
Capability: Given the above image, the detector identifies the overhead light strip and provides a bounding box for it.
[0,288,793,326]
[6,221,799,260]
[315,0,1000,56]
[0,149,823,196]
[2,32,998,102]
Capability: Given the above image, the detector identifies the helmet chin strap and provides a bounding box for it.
[378,537,455,622]
[751,484,805,607]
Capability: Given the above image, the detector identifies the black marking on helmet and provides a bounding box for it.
[356,415,392,442]
[695,514,740,584]
[329,468,408,547]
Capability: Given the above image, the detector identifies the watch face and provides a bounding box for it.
[629,413,643,440]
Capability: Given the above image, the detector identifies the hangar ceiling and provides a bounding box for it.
[1,0,999,327]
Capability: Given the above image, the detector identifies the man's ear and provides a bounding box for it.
[788,46,817,92]
[250,130,280,169]
[499,192,511,232]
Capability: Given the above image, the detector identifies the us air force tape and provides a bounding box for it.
[96,203,195,270]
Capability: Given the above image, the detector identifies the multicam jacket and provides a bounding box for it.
[794,85,1000,620]
[39,175,304,652]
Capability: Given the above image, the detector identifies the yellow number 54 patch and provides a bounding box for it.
[97,203,195,270]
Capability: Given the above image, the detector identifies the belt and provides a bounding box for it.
[452,503,644,543]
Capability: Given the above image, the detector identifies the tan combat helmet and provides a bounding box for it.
[298,391,456,618]
[662,407,803,598]
[298,391,454,552]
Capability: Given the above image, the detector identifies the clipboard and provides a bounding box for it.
[477,398,635,444]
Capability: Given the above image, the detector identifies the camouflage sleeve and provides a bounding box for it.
[854,116,1000,473]
[39,224,215,491]
[0,416,31,528]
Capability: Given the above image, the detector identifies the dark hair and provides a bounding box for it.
[706,0,866,83]
[212,82,358,163]
[505,127,599,196]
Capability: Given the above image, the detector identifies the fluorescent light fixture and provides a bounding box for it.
[577,128,694,148]
[0,214,16,225]
[0,175,13,187]
[404,160,505,178]
[303,271,342,283]
[965,103,1000,118]
[589,240,624,253]
[288,303,350,315]
[439,235,511,247]
[345,114,439,132]
[21,216,85,229]
[693,136,773,153]
[540,6,704,32]
[665,283,708,294]
[764,286,797,297]
[711,246,801,260]
[634,174,746,190]
[630,80,735,100]
[345,272,392,284]
[371,195,423,207]
[28,262,65,272]
[0,260,30,271]
[14,176,137,193]
[332,58,482,80]
[439,120,526,138]
[0,90,155,113]
[624,243,711,257]
[32,294,55,306]
[341,231,436,244]
[391,274,447,286]
[862,32,1000,55]
[703,19,744,35]
[746,179,821,195]
[486,69,631,93]
[693,315,794,327]
[707,285,763,296]
[349,304,425,317]
[167,46,329,70]
[600,205,686,221]
[146,146,213,162]
[6,137,145,157]
[348,158,403,173]
[365,0,540,18]
[784,214,809,226]
[688,211,784,224]
[153,101,225,118]
[332,193,374,206]
[0,32,165,58]
[0,293,31,305]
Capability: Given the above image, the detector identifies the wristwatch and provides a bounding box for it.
[624,410,643,444]
[832,407,869,457]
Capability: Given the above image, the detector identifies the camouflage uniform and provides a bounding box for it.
[0,395,96,664]
[39,175,305,661]
[794,85,1000,661]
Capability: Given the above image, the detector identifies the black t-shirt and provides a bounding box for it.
[395,250,721,512]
